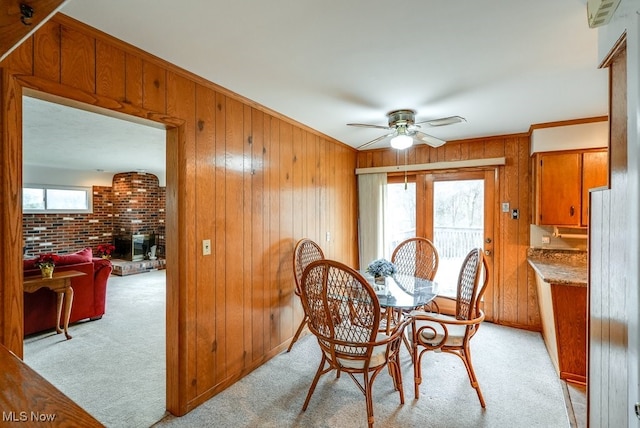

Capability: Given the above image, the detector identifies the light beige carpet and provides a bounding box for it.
[24,269,570,428]
[155,323,570,428]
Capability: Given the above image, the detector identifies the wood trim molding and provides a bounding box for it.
[528,116,609,133]
[355,157,506,175]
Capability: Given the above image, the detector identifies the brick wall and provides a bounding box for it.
[23,172,165,257]
[112,172,166,257]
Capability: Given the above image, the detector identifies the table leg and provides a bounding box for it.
[55,292,64,335]
[386,308,393,335]
[62,286,74,340]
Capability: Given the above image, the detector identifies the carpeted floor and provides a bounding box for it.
[23,269,167,428]
[24,269,572,428]
[155,322,570,428]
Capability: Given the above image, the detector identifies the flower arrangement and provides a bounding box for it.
[366,258,397,278]
[97,244,116,259]
[35,253,59,269]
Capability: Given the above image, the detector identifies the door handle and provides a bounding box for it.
[485,237,492,243]
[570,206,575,216]
[484,250,491,256]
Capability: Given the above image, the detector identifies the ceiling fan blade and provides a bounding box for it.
[416,115,466,127]
[356,132,394,150]
[416,131,446,148]
[347,123,391,130]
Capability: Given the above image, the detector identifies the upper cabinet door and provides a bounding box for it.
[534,149,609,227]
[538,152,582,226]
[581,151,609,226]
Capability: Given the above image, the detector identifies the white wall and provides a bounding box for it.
[23,164,115,187]
[530,120,608,154]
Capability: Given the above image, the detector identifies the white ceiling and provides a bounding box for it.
[25,0,608,178]
[23,96,166,183]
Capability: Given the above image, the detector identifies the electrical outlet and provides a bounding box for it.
[501,202,510,213]
[541,236,550,244]
[202,239,211,256]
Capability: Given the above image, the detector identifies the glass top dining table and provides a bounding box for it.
[361,271,439,339]
[361,272,439,310]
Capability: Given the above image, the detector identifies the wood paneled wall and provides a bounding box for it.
[357,135,541,330]
[0,14,358,415]
[588,43,628,427]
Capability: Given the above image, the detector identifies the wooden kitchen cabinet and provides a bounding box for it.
[534,149,608,226]
[581,151,608,225]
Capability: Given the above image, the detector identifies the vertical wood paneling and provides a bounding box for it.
[214,93,228,384]
[501,139,519,324]
[143,60,166,114]
[1,36,32,74]
[291,127,304,328]
[242,103,253,369]
[96,40,125,101]
[194,83,217,394]
[588,190,604,425]
[518,137,539,326]
[268,117,281,350]
[125,53,143,106]
[589,44,628,428]
[250,108,265,362]
[307,132,320,244]
[278,121,294,345]
[224,97,245,377]
[60,26,95,93]
[33,20,60,83]
[1,13,360,416]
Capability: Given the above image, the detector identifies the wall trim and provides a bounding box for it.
[355,157,506,175]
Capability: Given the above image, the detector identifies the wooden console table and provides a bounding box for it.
[23,270,86,340]
[0,343,103,427]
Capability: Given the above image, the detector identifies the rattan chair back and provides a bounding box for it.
[391,237,439,284]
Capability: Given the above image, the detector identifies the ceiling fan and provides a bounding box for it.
[347,109,466,150]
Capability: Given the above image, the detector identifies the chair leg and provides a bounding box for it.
[303,353,327,411]
[389,358,405,404]
[287,315,308,352]
[364,371,375,428]
[460,344,486,408]
[413,348,424,399]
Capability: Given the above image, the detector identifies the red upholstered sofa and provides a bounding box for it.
[23,248,113,336]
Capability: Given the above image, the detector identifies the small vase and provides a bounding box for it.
[40,265,54,279]
[374,276,385,285]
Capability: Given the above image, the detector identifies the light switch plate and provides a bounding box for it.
[502,202,509,213]
[202,239,211,256]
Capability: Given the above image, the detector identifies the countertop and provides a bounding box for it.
[527,249,587,287]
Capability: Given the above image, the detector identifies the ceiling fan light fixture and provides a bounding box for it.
[390,134,413,150]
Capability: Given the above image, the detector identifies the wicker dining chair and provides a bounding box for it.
[391,237,439,283]
[409,248,489,406]
[287,238,325,352]
[299,259,410,428]
[389,237,440,340]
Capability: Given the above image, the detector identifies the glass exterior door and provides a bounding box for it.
[432,179,484,297]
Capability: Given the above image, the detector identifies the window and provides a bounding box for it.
[23,185,93,213]
[432,179,484,297]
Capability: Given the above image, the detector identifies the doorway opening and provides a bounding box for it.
[21,92,169,426]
